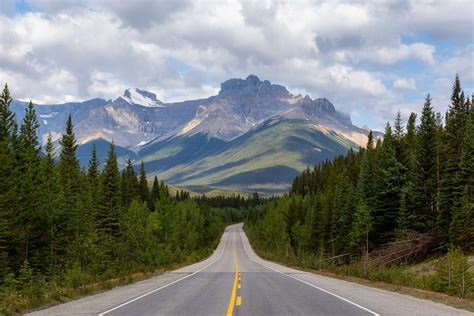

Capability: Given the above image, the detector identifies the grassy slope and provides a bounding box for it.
[140,119,359,193]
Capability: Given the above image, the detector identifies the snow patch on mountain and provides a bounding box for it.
[121,88,164,107]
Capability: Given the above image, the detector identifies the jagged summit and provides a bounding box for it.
[219,74,291,98]
[119,88,163,107]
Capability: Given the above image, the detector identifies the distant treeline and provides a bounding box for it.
[245,75,473,296]
[0,84,248,311]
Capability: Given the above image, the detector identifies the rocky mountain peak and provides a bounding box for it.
[119,88,163,107]
[219,74,290,98]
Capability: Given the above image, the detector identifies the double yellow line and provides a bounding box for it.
[226,249,241,316]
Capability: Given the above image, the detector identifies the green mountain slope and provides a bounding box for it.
[77,138,138,168]
[140,118,359,193]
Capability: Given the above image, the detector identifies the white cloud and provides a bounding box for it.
[394,78,416,91]
[0,0,472,129]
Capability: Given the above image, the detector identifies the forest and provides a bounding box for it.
[245,75,473,298]
[0,84,245,312]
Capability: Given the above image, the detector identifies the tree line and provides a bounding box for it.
[245,75,473,295]
[0,84,234,309]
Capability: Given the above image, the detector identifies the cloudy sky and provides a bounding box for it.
[0,0,473,129]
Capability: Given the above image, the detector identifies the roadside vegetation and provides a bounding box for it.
[245,75,473,301]
[0,84,257,314]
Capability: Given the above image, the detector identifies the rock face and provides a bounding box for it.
[12,74,367,147]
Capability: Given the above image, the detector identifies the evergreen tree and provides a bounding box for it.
[138,161,150,204]
[17,101,43,264]
[58,115,90,245]
[413,94,438,231]
[440,76,468,237]
[88,143,100,182]
[0,84,18,273]
[87,143,100,224]
[98,143,121,237]
[351,199,373,277]
[450,107,474,246]
[0,83,16,143]
[41,134,64,270]
[358,131,377,210]
[374,123,401,241]
[150,175,160,211]
[121,158,139,206]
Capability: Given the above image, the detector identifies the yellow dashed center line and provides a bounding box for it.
[226,250,239,316]
[236,296,242,306]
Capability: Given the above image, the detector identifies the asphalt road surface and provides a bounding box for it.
[29,224,472,316]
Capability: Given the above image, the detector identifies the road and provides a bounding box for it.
[29,224,471,316]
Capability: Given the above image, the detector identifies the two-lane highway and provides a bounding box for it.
[29,224,471,316]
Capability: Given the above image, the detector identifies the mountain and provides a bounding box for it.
[140,118,359,193]
[12,75,374,192]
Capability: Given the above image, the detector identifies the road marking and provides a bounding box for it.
[240,231,380,316]
[226,248,239,316]
[236,296,242,306]
[97,232,229,316]
[238,283,241,289]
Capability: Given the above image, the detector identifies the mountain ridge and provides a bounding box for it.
[12,75,375,192]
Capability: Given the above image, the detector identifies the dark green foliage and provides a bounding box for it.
[439,76,469,237]
[121,159,139,207]
[97,143,122,237]
[0,83,16,142]
[138,161,149,204]
[149,176,160,211]
[246,76,473,297]
[0,84,231,313]
[413,95,439,231]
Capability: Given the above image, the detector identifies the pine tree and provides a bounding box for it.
[413,94,438,231]
[450,107,474,246]
[41,134,64,270]
[399,112,418,234]
[457,107,474,201]
[58,115,86,243]
[87,143,100,225]
[0,83,16,143]
[17,101,43,265]
[121,158,139,206]
[138,161,150,204]
[150,175,160,212]
[88,143,100,182]
[440,76,468,237]
[0,84,18,273]
[98,143,121,237]
[351,199,373,277]
[374,122,401,241]
[358,131,376,210]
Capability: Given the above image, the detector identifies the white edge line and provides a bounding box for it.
[98,231,229,316]
[239,231,380,316]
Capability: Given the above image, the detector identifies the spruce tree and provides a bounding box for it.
[58,115,85,242]
[0,83,16,143]
[17,101,43,264]
[375,122,401,241]
[121,158,139,206]
[87,143,100,224]
[0,84,18,272]
[150,175,160,212]
[439,76,468,237]
[41,134,64,270]
[138,161,150,204]
[98,143,121,237]
[450,107,474,246]
[413,94,438,231]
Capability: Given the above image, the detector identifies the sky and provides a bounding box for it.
[0,0,473,129]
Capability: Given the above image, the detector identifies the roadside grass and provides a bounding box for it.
[0,251,214,315]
